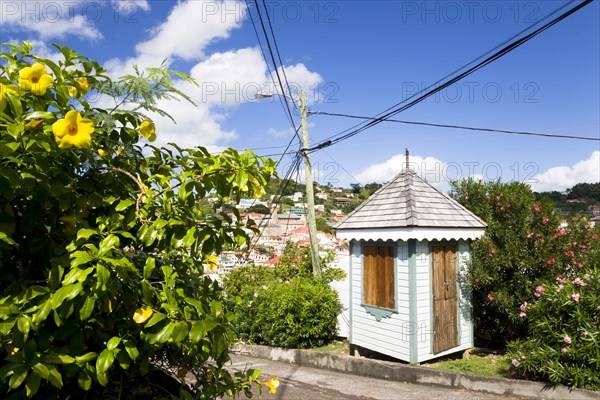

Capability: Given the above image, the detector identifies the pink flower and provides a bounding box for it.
[592,234,598,240]
[520,302,528,312]
[564,335,572,344]
[556,275,567,283]
[511,359,519,367]
[527,233,533,238]
[543,217,549,224]
[584,273,591,279]
[572,278,586,286]
[519,312,527,318]
[534,205,541,212]
[534,286,545,297]
[579,245,587,249]
[571,293,580,302]
[556,284,564,293]
[500,206,505,211]
[506,203,511,207]
[464,194,469,200]
[475,278,480,283]
[547,258,555,265]
[487,294,495,302]
[561,348,568,354]
[496,195,502,201]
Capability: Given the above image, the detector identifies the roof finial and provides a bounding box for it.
[405,148,409,171]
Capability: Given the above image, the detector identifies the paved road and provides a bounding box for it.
[229,354,519,400]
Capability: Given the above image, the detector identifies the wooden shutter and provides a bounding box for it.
[363,245,395,309]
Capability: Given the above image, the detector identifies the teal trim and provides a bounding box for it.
[408,239,418,363]
[362,305,394,321]
[360,241,398,320]
[348,240,353,343]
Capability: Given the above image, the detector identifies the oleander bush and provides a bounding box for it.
[451,179,600,389]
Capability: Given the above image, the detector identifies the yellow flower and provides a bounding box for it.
[139,119,156,142]
[261,377,279,394]
[207,255,218,271]
[0,83,19,112]
[97,149,108,157]
[68,77,89,97]
[133,305,153,324]
[19,63,54,96]
[52,110,95,149]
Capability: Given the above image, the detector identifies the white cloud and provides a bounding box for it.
[530,151,600,192]
[0,1,103,40]
[106,0,244,77]
[111,0,150,12]
[355,153,448,187]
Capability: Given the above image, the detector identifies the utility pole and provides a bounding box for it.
[299,90,321,276]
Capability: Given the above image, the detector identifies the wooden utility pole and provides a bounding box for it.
[299,90,321,276]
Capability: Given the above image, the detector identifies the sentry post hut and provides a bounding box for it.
[335,151,486,363]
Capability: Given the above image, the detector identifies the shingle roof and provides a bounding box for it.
[335,169,487,230]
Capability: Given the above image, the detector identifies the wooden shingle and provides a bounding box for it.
[335,169,486,230]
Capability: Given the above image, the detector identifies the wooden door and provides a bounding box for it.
[432,245,458,353]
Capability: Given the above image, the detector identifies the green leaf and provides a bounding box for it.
[42,353,75,365]
[143,312,166,328]
[75,352,98,364]
[115,199,135,211]
[123,340,139,360]
[25,111,55,120]
[8,365,28,389]
[170,321,189,342]
[47,365,63,388]
[97,371,109,387]
[79,296,96,321]
[114,349,130,370]
[50,283,82,309]
[150,322,175,344]
[5,92,22,118]
[32,300,52,325]
[77,228,97,240]
[78,369,92,391]
[189,322,206,343]
[96,264,110,288]
[106,337,121,351]
[25,370,42,398]
[143,257,155,279]
[98,234,120,257]
[17,316,30,339]
[70,252,94,269]
[31,363,49,379]
[96,349,115,373]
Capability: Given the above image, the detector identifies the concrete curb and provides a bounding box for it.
[232,343,600,400]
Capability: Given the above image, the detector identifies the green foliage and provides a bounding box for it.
[0,43,276,398]
[223,243,344,348]
[507,265,600,390]
[246,203,271,215]
[567,182,600,202]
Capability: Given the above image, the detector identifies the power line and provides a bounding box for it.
[311,0,591,151]
[261,0,298,112]
[310,111,600,142]
[244,0,297,134]
[250,0,298,134]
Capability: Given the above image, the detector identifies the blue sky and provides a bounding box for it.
[1,0,598,192]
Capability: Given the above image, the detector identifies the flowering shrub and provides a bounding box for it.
[507,266,600,390]
[0,43,276,398]
[451,179,600,389]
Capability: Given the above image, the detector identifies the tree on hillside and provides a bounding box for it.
[247,203,271,214]
[567,182,600,202]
